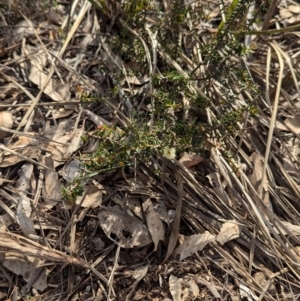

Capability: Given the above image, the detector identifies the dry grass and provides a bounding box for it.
[0,0,300,300]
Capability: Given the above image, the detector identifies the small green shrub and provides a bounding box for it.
[76,0,261,179]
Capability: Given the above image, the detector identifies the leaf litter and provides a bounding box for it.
[0,0,300,300]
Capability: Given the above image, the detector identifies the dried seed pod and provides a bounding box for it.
[0,111,14,139]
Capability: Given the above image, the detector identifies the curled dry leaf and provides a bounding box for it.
[0,137,41,168]
[284,118,300,134]
[16,200,36,237]
[76,185,102,208]
[169,274,199,301]
[65,127,85,157]
[289,5,300,14]
[249,152,267,189]
[279,8,293,19]
[142,198,164,251]
[274,221,300,236]
[179,152,203,168]
[25,45,71,102]
[127,197,143,219]
[216,221,241,245]
[15,163,37,237]
[42,155,62,209]
[278,5,300,24]
[0,111,14,139]
[43,125,84,167]
[0,119,82,169]
[98,208,152,248]
[173,232,215,261]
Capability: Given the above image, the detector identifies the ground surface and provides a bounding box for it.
[1,0,300,300]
